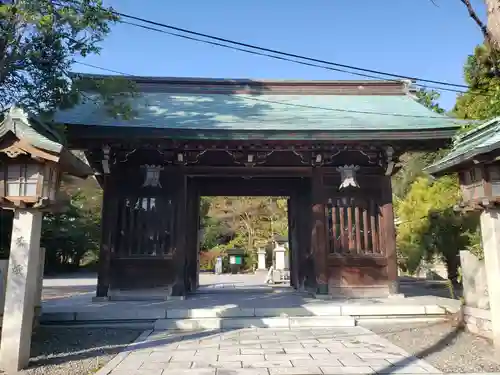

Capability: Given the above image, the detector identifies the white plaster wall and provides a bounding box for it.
[460,250,490,310]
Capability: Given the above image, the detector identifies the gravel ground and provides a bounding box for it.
[366,321,500,373]
[0,327,142,375]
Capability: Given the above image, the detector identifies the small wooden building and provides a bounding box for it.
[426,117,500,208]
[55,75,460,299]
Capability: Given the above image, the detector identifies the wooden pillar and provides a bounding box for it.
[171,169,188,297]
[380,175,398,294]
[185,177,200,293]
[296,181,312,290]
[194,192,201,290]
[287,197,296,289]
[96,175,114,299]
[311,168,329,295]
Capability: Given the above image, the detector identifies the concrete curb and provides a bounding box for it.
[40,303,460,323]
[93,329,152,375]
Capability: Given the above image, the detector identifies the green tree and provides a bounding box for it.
[415,88,445,114]
[0,0,135,117]
[200,196,289,270]
[41,189,101,272]
[396,176,462,274]
[392,89,446,199]
[454,44,500,120]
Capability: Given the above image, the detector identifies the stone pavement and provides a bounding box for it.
[98,326,442,375]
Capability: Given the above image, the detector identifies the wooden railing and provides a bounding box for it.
[327,197,383,255]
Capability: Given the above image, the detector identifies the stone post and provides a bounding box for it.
[274,244,287,271]
[0,209,43,372]
[479,209,500,349]
[33,247,46,317]
[257,248,266,270]
[284,243,290,270]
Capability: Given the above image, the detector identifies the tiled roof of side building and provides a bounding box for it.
[426,117,500,175]
[1,107,63,154]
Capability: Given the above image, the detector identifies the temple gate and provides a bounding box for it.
[54,76,460,299]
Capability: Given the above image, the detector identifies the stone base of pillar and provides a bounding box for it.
[92,296,110,302]
[104,287,188,301]
[328,285,392,298]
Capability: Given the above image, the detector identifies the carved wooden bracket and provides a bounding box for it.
[175,150,208,165]
[225,150,273,167]
[293,146,381,167]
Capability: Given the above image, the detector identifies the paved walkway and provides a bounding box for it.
[99,326,442,375]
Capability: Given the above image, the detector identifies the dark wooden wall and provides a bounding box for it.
[321,172,397,296]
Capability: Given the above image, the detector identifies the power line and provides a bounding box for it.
[51,1,482,96]
[113,11,468,90]
[72,61,463,120]
[118,19,468,96]
[114,18,500,99]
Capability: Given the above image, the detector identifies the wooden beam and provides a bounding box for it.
[186,166,312,177]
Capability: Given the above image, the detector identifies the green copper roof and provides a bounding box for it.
[54,77,463,137]
[426,118,500,175]
[0,107,63,153]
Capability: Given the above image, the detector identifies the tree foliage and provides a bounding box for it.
[0,0,135,117]
[454,44,500,120]
[42,189,102,273]
[199,196,288,270]
[392,89,446,199]
[415,88,445,114]
[395,176,473,276]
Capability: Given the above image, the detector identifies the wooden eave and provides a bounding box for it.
[0,137,60,162]
[65,125,456,150]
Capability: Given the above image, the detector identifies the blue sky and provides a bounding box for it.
[75,0,486,110]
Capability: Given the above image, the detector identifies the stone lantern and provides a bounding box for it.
[0,107,92,372]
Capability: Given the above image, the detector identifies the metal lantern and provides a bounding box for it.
[458,162,500,207]
[0,106,92,210]
[1,159,61,206]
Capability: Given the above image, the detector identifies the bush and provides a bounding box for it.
[199,249,222,271]
[41,191,100,273]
